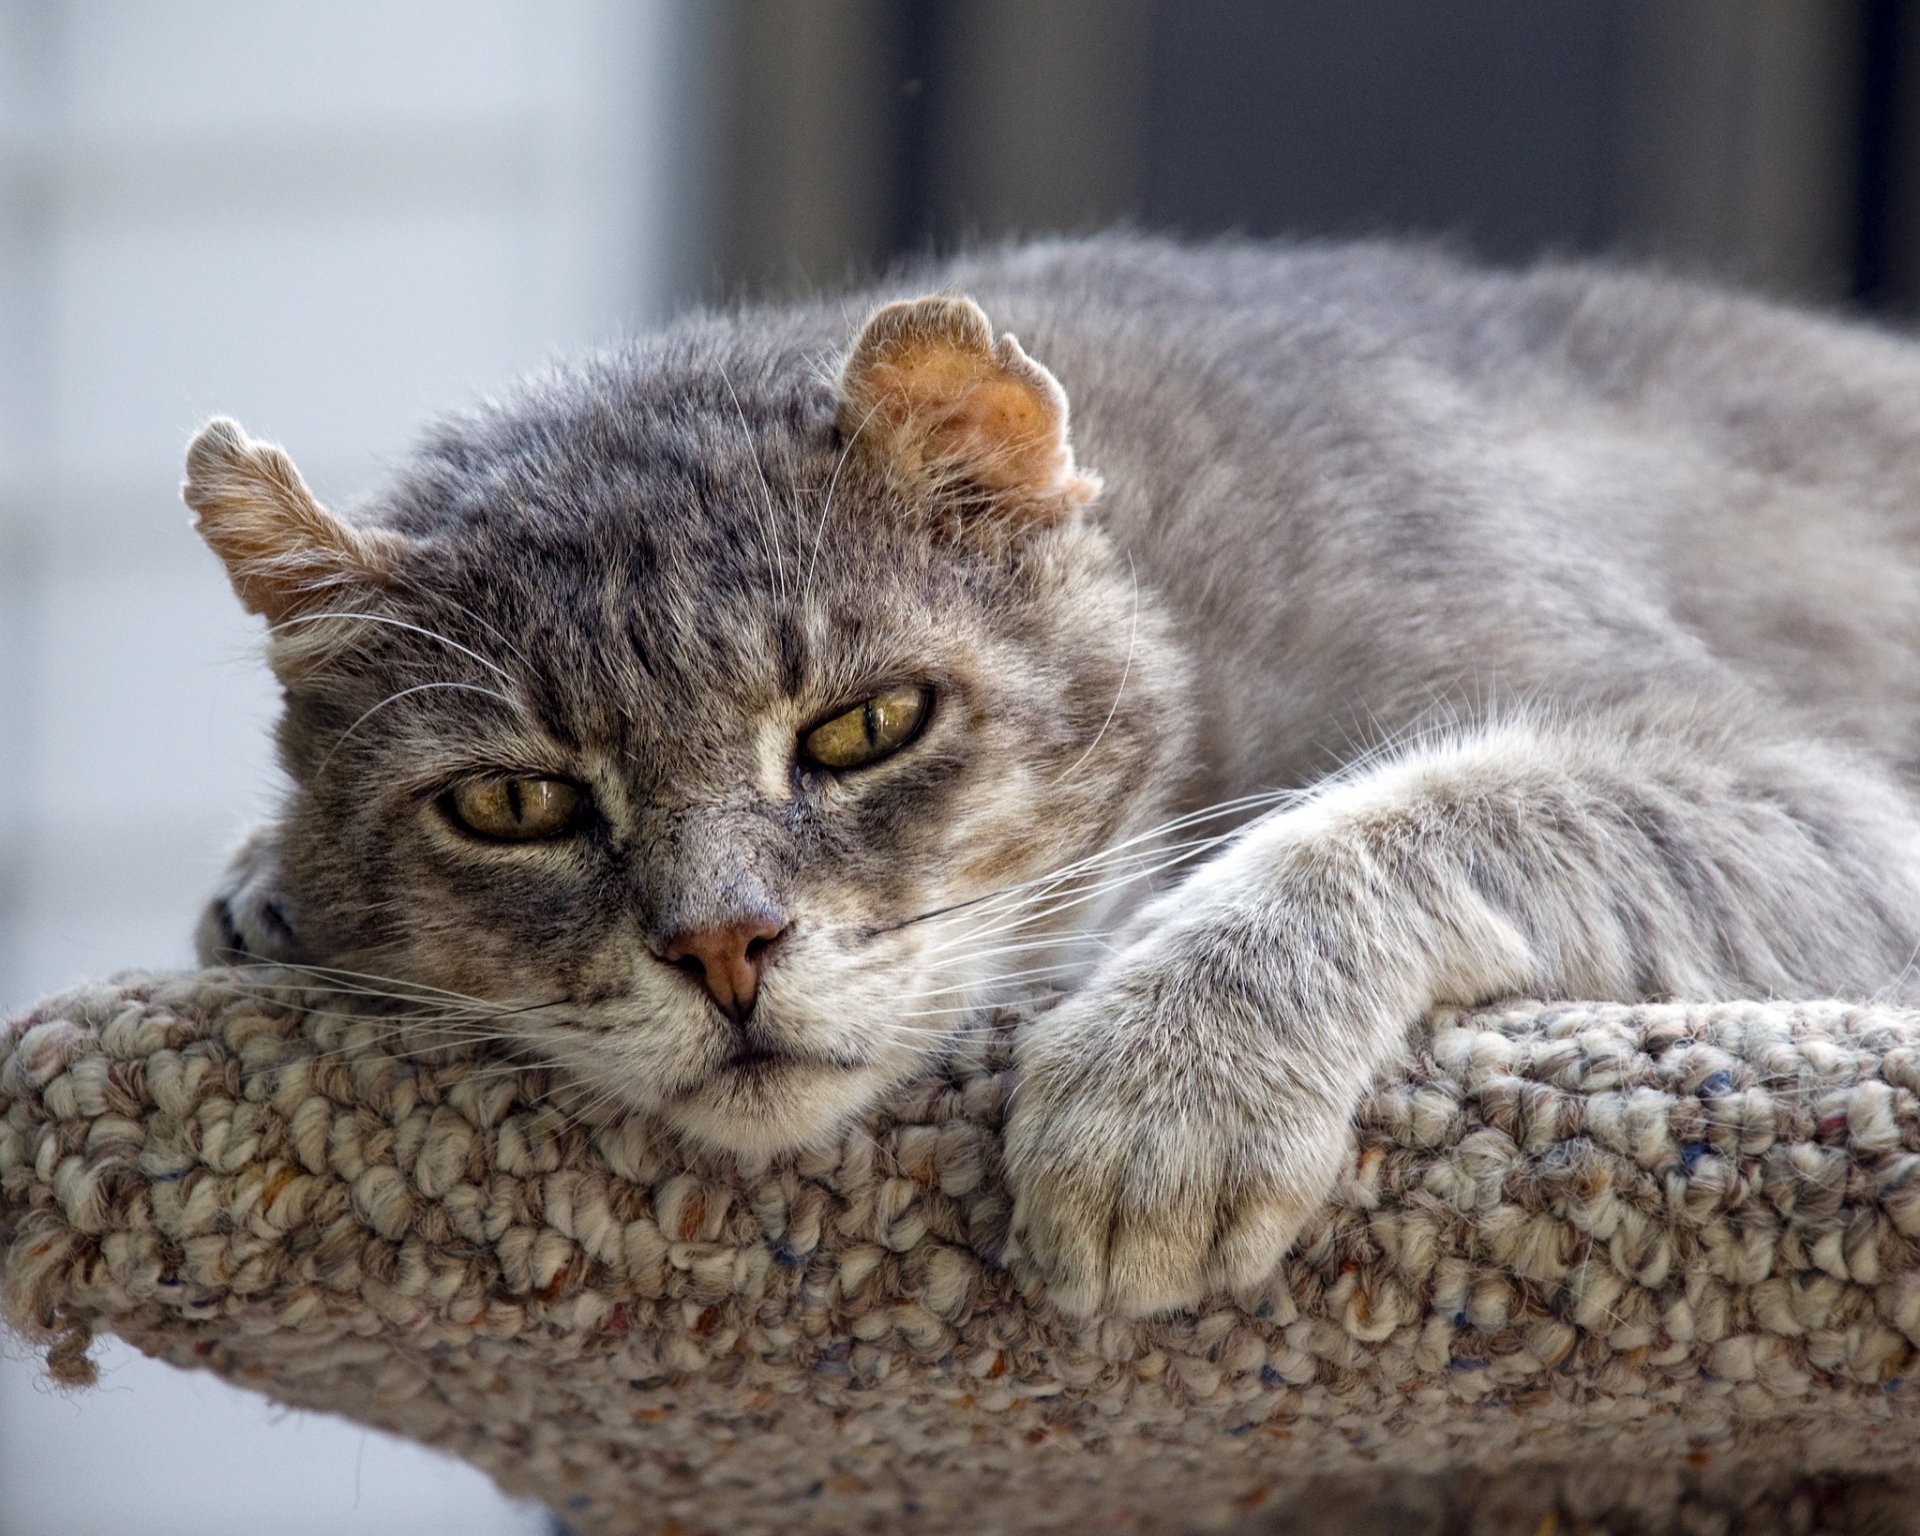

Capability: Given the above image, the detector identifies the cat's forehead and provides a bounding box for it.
[406,428,932,643]
[367,395,968,747]
[407,365,826,538]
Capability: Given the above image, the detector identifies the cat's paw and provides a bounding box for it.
[1003,940,1356,1318]
[195,827,305,966]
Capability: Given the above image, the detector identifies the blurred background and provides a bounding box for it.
[4,1,1919,1531]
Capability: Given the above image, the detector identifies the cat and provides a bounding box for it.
[186,235,1920,1320]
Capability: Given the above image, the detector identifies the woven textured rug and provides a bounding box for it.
[4,972,1920,1534]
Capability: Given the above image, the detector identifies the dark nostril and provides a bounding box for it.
[659,915,789,1024]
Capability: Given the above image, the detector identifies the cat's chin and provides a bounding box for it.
[661,1057,887,1160]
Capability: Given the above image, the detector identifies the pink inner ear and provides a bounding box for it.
[942,379,1047,446]
[936,381,1065,495]
[185,421,409,622]
[839,297,1101,515]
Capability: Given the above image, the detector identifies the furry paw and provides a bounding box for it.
[194,827,304,966]
[1003,942,1356,1318]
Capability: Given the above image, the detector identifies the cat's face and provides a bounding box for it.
[188,296,1188,1156]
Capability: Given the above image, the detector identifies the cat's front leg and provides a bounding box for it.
[1004,803,1529,1318]
[1005,706,1920,1317]
[194,823,307,966]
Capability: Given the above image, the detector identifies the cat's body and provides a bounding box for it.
[190,237,1920,1318]
[957,241,1920,778]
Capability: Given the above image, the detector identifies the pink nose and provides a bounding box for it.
[661,916,786,1025]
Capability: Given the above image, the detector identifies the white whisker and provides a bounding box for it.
[803,398,879,611]
[316,681,523,778]
[890,787,1296,937]
[904,961,1088,1001]
[268,611,517,685]
[721,367,790,606]
[924,836,1240,955]
[1051,552,1137,787]
[219,963,534,1012]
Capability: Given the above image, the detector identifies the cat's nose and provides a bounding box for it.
[660,916,787,1025]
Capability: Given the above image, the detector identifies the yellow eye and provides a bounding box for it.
[446,777,584,841]
[800,685,932,770]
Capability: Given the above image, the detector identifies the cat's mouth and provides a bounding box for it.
[718,1044,862,1077]
[692,1038,866,1088]
[721,1043,822,1079]
[660,1037,881,1157]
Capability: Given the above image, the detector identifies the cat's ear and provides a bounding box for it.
[837,295,1101,523]
[183,418,409,623]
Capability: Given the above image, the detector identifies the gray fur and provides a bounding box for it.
[192,235,1920,1318]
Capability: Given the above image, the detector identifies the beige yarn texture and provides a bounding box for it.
[4,971,1920,1535]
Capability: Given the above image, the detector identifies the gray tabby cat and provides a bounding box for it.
[186,236,1920,1319]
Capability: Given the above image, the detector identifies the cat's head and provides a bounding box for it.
[187,294,1188,1156]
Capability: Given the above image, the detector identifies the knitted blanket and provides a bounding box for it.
[3,973,1919,1535]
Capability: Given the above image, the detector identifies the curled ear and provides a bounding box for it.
[837,295,1101,522]
[183,418,409,624]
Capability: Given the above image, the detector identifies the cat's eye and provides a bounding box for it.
[800,685,932,771]
[444,776,585,841]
